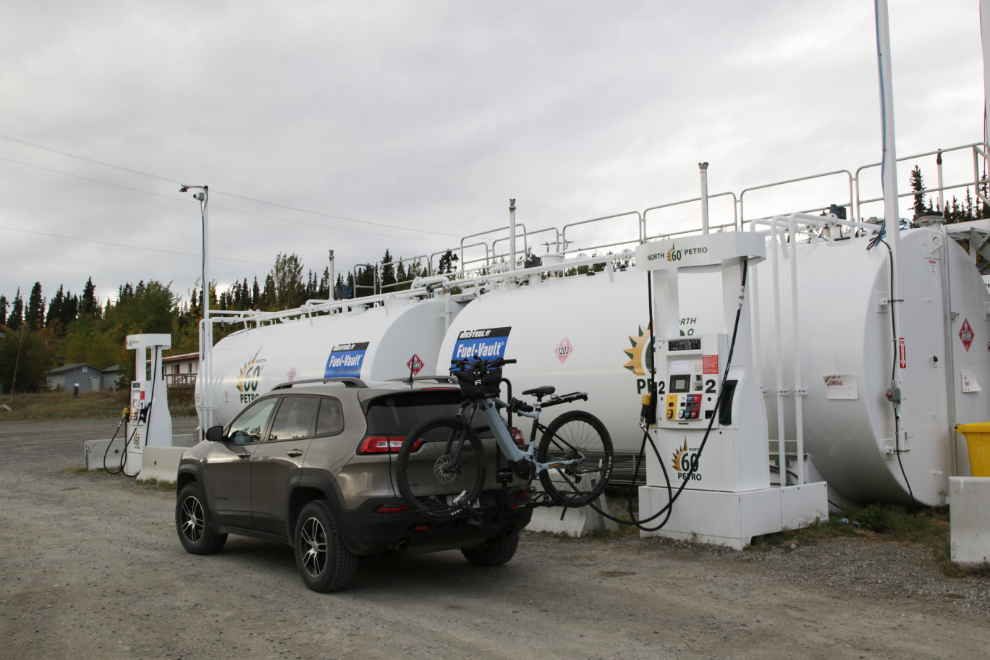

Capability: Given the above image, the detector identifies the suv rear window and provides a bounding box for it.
[363,390,489,436]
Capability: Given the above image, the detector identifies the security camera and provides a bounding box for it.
[193,192,205,201]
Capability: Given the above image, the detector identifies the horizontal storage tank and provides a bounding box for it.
[437,228,990,507]
[750,227,989,507]
[199,298,459,429]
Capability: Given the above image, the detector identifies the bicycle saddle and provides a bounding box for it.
[522,386,555,397]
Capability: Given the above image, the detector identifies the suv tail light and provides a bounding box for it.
[510,427,525,446]
[375,505,410,514]
[358,436,423,454]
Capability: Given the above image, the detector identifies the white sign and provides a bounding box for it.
[823,374,858,400]
[670,360,690,375]
[961,369,982,393]
[635,232,766,271]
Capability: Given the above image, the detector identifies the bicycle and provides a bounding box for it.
[395,356,614,520]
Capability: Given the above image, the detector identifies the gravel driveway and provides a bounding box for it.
[1,418,987,660]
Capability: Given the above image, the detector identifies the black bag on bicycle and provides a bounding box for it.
[453,363,503,399]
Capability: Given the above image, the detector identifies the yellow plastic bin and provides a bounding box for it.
[956,423,990,477]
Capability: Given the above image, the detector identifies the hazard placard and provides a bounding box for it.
[406,354,424,376]
[960,319,974,352]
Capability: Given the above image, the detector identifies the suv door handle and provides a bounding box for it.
[237,451,251,459]
[286,449,304,457]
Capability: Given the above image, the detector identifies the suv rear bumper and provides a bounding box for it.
[338,489,534,556]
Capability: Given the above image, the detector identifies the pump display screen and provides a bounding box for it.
[668,338,701,352]
[669,374,691,393]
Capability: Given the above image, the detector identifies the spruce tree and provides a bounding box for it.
[8,288,23,330]
[0,294,7,327]
[25,282,44,329]
[252,277,261,308]
[80,277,98,317]
[381,249,396,288]
[909,166,926,218]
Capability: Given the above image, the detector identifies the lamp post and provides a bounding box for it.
[180,184,212,434]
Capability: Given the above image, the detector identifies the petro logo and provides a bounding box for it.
[671,439,702,481]
[236,349,265,403]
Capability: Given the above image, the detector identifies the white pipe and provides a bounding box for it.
[769,218,788,477]
[201,194,212,433]
[509,199,517,271]
[786,214,805,485]
[982,0,990,138]
[699,162,710,234]
[328,250,335,301]
[876,0,905,399]
[937,150,945,216]
[748,221,765,396]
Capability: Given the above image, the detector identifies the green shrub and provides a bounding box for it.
[853,504,895,533]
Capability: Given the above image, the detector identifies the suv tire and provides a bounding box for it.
[461,530,520,567]
[294,500,358,593]
[175,483,227,555]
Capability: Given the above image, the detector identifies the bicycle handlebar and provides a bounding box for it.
[451,357,516,371]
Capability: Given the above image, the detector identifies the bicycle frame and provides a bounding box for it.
[455,397,587,477]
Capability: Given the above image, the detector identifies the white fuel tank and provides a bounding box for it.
[437,229,990,506]
[199,298,459,429]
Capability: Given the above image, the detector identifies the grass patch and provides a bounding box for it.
[0,388,197,421]
[747,503,990,578]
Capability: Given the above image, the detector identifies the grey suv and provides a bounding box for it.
[174,377,532,592]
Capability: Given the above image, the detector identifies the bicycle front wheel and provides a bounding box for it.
[396,416,487,520]
[537,410,613,507]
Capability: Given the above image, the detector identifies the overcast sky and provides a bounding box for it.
[0,0,985,308]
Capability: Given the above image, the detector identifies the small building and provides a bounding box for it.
[162,353,198,388]
[45,364,120,392]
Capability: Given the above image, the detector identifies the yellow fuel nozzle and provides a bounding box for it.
[641,393,652,406]
[121,407,130,419]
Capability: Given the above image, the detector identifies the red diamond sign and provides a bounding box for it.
[960,319,974,352]
[406,354,424,376]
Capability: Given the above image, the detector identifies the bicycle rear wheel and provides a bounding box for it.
[396,416,487,520]
[537,410,613,507]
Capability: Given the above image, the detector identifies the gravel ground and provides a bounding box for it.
[0,418,988,660]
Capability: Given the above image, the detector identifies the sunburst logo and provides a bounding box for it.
[622,325,653,376]
[236,348,264,394]
[665,243,676,261]
[671,439,690,472]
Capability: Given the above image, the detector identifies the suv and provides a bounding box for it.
[174,377,532,592]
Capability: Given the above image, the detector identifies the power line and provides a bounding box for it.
[0,154,452,244]
[0,133,461,237]
[0,224,272,266]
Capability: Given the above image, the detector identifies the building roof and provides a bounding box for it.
[45,363,115,375]
[161,353,199,363]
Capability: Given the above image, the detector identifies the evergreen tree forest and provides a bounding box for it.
[0,249,453,393]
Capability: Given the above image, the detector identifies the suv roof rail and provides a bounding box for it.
[386,375,458,384]
[272,377,367,390]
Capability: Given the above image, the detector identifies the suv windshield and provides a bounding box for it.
[363,390,490,435]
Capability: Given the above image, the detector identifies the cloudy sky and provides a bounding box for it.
[0,0,985,307]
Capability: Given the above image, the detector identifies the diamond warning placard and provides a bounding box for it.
[960,319,974,352]
[406,354,424,376]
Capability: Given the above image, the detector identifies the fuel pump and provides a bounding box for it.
[634,232,828,549]
[124,334,173,475]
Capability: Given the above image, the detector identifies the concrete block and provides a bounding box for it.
[639,486,782,550]
[950,477,990,567]
[84,436,195,472]
[525,493,618,537]
[136,447,187,484]
[780,482,829,530]
[85,438,126,471]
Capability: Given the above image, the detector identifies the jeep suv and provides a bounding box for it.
[174,377,532,592]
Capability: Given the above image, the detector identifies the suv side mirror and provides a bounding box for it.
[205,426,225,442]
